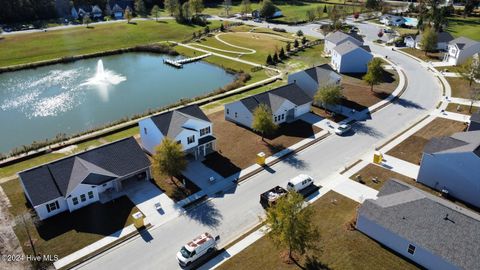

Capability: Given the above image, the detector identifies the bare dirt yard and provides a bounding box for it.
[387,118,467,164]
[203,110,322,177]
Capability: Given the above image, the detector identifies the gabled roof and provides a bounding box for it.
[333,41,370,56]
[359,179,480,270]
[238,83,312,113]
[470,110,480,124]
[149,105,211,138]
[18,137,150,206]
[325,31,363,45]
[302,64,341,85]
[424,130,480,157]
[450,36,480,50]
[415,31,454,43]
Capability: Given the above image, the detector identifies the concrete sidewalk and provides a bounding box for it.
[448,97,480,107]
[432,109,470,123]
[380,154,420,179]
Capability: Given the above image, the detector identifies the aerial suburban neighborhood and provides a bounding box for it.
[0,0,479,269]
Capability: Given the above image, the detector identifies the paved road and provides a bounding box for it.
[73,22,441,270]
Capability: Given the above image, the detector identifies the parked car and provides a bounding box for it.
[176,232,219,267]
[260,186,288,208]
[334,124,352,135]
[287,174,314,192]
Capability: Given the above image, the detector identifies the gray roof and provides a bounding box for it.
[415,32,455,43]
[424,131,480,157]
[359,179,480,270]
[18,137,150,206]
[239,83,312,113]
[325,31,363,45]
[149,105,211,138]
[333,41,370,56]
[302,64,341,85]
[471,110,480,123]
[450,36,479,50]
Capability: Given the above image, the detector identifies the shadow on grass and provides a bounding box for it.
[264,120,318,141]
[202,152,241,178]
[183,200,223,229]
[304,255,331,270]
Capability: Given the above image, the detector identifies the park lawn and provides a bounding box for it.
[281,44,328,72]
[446,103,479,115]
[0,20,221,68]
[218,191,419,270]
[447,77,480,99]
[1,179,139,259]
[386,118,467,165]
[447,17,480,40]
[400,48,444,62]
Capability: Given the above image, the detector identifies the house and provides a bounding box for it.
[324,31,363,56]
[112,4,124,19]
[468,110,480,131]
[77,8,87,18]
[139,105,215,160]
[287,64,342,101]
[71,7,79,20]
[91,5,103,19]
[444,36,480,65]
[357,179,480,270]
[18,137,151,220]
[224,83,312,129]
[331,41,373,73]
[416,130,480,208]
[405,32,454,51]
[379,14,405,26]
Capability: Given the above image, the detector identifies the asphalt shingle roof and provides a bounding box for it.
[450,36,479,50]
[18,137,150,206]
[471,110,480,123]
[359,179,480,270]
[325,31,363,45]
[302,64,341,85]
[333,41,369,56]
[149,104,211,138]
[424,131,480,156]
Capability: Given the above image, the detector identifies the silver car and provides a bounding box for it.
[334,124,351,135]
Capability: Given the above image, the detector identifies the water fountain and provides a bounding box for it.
[81,59,127,101]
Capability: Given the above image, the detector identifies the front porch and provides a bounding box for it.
[187,135,217,160]
[99,169,151,204]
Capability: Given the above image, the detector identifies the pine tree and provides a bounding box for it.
[286,42,291,52]
[294,39,299,48]
[273,52,279,63]
[279,47,286,59]
[266,54,273,65]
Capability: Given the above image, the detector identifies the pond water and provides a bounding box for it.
[0,53,235,153]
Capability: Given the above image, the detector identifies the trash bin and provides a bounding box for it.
[373,151,383,164]
[256,152,266,165]
[132,212,145,229]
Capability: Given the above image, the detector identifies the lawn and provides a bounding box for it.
[0,20,221,67]
[280,44,329,72]
[386,118,467,164]
[1,179,139,259]
[400,48,444,62]
[150,174,200,202]
[202,110,321,176]
[446,103,479,115]
[218,191,419,270]
[446,16,480,41]
[446,77,480,99]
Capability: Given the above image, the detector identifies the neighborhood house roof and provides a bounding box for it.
[325,31,363,45]
[415,31,454,43]
[149,104,211,138]
[18,137,150,206]
[239,83,311,113]
[302,64,341,85]
[359,179,480,270]
[424,130,480,157]
[333,41,369,56]
[471,110,480,123]
[450,36,479,50]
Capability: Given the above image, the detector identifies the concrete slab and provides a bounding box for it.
[183,161,225,196]
[330,176,378,203]
[380,154,420,179]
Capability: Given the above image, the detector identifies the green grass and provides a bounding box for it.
[218,192,419,270]
[447,17,480,41]
[102,127,139,142]
[281,44,328,72]
[447,77,480,98]
[0,153,66,179]
[400,48,444,62]
[0,20,220,67]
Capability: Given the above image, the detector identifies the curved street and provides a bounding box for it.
[73,21,442,270]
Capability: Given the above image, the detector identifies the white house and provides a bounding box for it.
[287,64,342,101]
[71,7,79,20]
[112,4,124,19]
[331,42,373,73]
[324,31,363,56]
[224,83,312,129]
[91,5,103,19]
[379,14,405,26]
[18,137,151,220]
[444,36,480,65]
[139,104,215,160]
[417,130,480,208]
[357,179,480,270]
[405,32,454,51]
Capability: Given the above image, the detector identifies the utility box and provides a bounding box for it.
[132,212,145,229]
[373,151,383,164]
[256,152,266,165]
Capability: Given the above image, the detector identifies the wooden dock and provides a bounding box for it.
[163,53,212,68]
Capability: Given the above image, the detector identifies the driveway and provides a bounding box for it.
[182,161,229,196]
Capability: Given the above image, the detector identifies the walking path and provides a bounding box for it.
[380,154,420,179]
[432,109,471,122]
[448,97,480,107]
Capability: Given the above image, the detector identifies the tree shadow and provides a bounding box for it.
[202,152,241,178]
[281,152,309,170]
[183,200,223,229]
[381,69,395,84]
[394,98,424,109]
[353,122,383,138]
[304,255,331,270]
[373,91,391,100]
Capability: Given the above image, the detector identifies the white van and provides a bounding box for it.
[287,174,313,192]
[176,232,218,267]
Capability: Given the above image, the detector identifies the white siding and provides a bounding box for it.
[294,103,312,118]
[139,118,164,155]
[334,48,373,74]
[225,101,254,128]
[175,129,198,150]
[67,183,100,212]
[35,198,68,220]
[324,36,361,55]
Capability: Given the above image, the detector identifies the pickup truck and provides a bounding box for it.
[260,186,288,208]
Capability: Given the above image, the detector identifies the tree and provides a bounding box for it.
[301,36,307,45]
[252,103,278,141]
[316,6,324,19]
[224,0,232,16]
[182,2,192,21]
[241,0,252,15]
[459,57,480,87]
[353,11,360,20]
[323,4,327,13]
[273,51,279,63]
[420,27,438,56]
[365,0,381,10]
[314,84,343,108]
[189,0,204,15]
[286,42,291,52]
[152,137,187,188]
[260,0,276,18]
[306,9,316,22]
[83,14,92,27]
[266,54,274,65]
[151,5,161,21]
[220,23,225,31]
[363,57,384,92]
[265,191,319,265]
[329,5,341,30]
[135,0,147,17]
[105,1,112,17]
[293,39,299,48]
[463,0,479,17]
[296,29,304,36]
[468,88,480,113]
[164,0,179,16]
[125,6,133,23]
[204,25,210,34]
[279,47,286,59]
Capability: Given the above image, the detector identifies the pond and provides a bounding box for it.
[0,53,235,153]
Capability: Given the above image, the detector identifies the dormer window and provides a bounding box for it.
[200,127,211,136]
[187,135,195,144]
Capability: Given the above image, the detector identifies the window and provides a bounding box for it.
[88,191,94,199]
[187,135,195,144]
[46,201,60,213]
[226,108,229,115]
[200,126,211,136]
[72,197,79,205]
[407,244,416,255]
[281,114,285,120]
[274,116,278,122]
[176,140,181,144]
[80,194,86,202]
[144,127,147,135]
[234,112,238,118]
